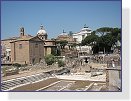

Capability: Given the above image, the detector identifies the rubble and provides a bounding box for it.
[1,53,121,91]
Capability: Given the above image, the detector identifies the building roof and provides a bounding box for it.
[37,24,47,36]
[1,34,33,41]
[1,37,20,41]
[57,34,70,38]
[10,36,44,43]
[44,39,55,42]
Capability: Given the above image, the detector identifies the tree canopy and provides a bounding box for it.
[81,27,121,54]
[81,31,98,45]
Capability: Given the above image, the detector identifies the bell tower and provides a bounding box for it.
[20,27,25,37]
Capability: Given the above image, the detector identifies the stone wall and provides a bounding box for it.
[108,69,121,90]
[29,41,44,64]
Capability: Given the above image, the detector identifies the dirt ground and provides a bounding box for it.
[12,78,105,91]
[12,78,59,91]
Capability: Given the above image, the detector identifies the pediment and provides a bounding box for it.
[30,36,44,42]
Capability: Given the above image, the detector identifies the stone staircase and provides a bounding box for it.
[1,73,50,91]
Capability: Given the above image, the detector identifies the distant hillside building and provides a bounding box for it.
[73,25,91,43]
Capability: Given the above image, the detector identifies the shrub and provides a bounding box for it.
[58,60,65,67]
[13,63,21,67]
[45,54,56,65]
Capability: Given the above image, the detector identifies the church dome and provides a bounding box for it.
[37,24,47,36]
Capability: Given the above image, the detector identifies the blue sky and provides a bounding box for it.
[1,1,121,39]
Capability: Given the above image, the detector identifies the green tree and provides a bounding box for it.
[13,63,21,67]
[97,27,121,53]
[81,27,121,54]
[81,31,98,45]
[117,33,121,41]
[56,40,68,49]
[96,27,113,36]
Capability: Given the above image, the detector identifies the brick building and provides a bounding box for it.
[10,36,44,64]
[2,25,56,64]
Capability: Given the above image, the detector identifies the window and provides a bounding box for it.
[19,44,22,49]
[74,38,77,42]
[35,43,38,48]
